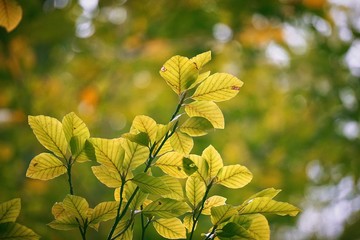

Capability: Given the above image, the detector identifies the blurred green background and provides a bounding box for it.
[1,0,360,239]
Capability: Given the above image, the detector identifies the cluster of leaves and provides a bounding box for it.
[12,51,299,239]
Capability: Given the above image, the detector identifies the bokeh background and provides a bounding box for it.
[1,0,360,239]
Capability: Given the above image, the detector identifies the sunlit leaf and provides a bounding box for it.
[180,117,213,137]
[142,198,190,218]
[26,153,67,180]
[0,0,22,32]
[186,175,206,209]
[191,51,211,70]
[188,154,209,181]
[62,112,90,143]
[91,165,122,188]
[48,215,78,231]
[131,115,157,143]
[120,138,149,175]
[131,173,171,195]
[160,175,184,200]
[216,165,253,189]
[244,188,282,203]
[51,202,66,219]
[159,55,198,95]
[210,204,237,225]
[191,73,243,102]
[229,214,270,240]
[121,181,148,210]
[113,218,133,240]
[152,218,186,239]
[62,195,89,224]
[28,115,68,158]
[238,197,300,216]
[0,198,20,223]
[202,195,227,215]
[183,214,196,231]
[89,201,119,224]
[185,101,224,129]
[216,222,253,239]
[154,152,188,178]
[202,145,223,179]
[169,131,193,155]
[0,223,39,239]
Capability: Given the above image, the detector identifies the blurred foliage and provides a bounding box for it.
[0,0,359,239]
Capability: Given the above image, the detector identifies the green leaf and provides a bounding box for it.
[91,165,122,188]
[28,115,68,158]
[62,195,89,224]
[26,153,67,180]
[189,71,211,90]
[191,51,211,70]
[159,55,198,95]
[180,117,213,137]
[113,218,133,240]
[238,197,300,216]
[186,175,206,209]
[191,73,243,102]
[216,222,253,239]
[88,138,125,174]
[188,154,209,181]
[182,157,198,176]
[89,201,119,225]
[152,218,186,239]
[48,215,78,231]
[69,136,86,159]
[154,152,188,178]
[185,101,224,129]
[131,173,171,195]
[183,214,196,231]
[216,165,253,189]
[122,181,148,210]
[131,115,157,143]
[202,145,223,179]
[244,188,282,203]
[120,138,149,175]
[160,175,184,200]
[0,198,21,223]
[142,198,190,218]
[169,131,193,155]
[62,112,90,142]
[0,223,39,239]
[122,132,150,147]
[202,195,227,215]
[210,204,237,225]
[229,214,270,240]
[0,0,22,32]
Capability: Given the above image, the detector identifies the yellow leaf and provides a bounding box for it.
[191,73,243,102]
[216,164,253,189]
[51,202,66,219]
[210,204,237,225]
[28,115,68,159]
[120,138,149,175]
[131,115,157,143]
[180,117,213,137]
[202,145,223,179]
[230,214,270,240]
[0,0,22,32]
[190,51,211,70]
[185,101,224,129]
[62,195,89,225]
[48,215,78,231]
[160,175,184,200]
[202,195,227,215]
[188,154,209,182]
[239,197,300,216]
[159,55,198,95]
[0,198,20,223]
[142,198,190,218]
[131,173,171,195]
[26,153,67,180]
[89,201,119,224]
[91,165,122,188]
[0,223,39,239]
[169,131,193,155]
[186,175,205,209]
[153,218,186,239]
[62,112,90,143]
[154,152,188,178]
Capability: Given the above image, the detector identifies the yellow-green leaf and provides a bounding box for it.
[210,204,237,225]
[89,201,119,224]
[131,173,171,195]
[142,198,190,218]
[185,101,224,129]
[62,112,90,143]
[51,202,66,219]
[0,223,39,239]
[88,138,125,174]
[0,198,20,223]
[216,222,253,239]
[191,51,211,70]
[62,195,89,224]
[202,145,223,179]
[229,214,270,240]
[239,197,300,216]
[153,218,186,239]
[216,165,253,189]
[160,55,198,95]
[186,175,206,209]
[202,195,227,215]
[28,115,68,158]
[120,138,149,175]
[91,165,122,188]
[113,217,133,240]
[191,73,243,102]
[131,115,157,143]
[189,71,211,89]
[183,214,196,231]
[154,152,188,178]
[160,175,184,200]
[26,153,67,180]
[0,0,22,32]
[244,188,282,203]
[122,132,149,147]
[48,215,78,231]
[180,117,213,137]
[188,154,209,181]
[169,131,193,155]
[122,181,148,210]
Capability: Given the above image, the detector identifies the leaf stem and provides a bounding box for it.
[66,157,74,195]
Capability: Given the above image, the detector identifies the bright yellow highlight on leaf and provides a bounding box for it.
[0,0,22,32]
[216,164,253,189]
[169,131,194,155]
[155,152,188,178]
[152,218,187,239]
[142,198,190,218]
[202,145,223,179]
[186,175,206,209]
[239,197,300,216]
[26,153,67,180]
[202,195,227,215]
